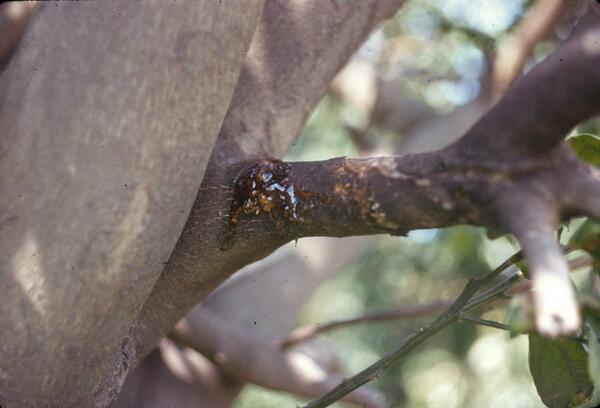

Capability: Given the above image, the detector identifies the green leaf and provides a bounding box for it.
[529,334,594,407]
[577,318,600,408]
[567,134,600,167]
[569,219,600,276]
[570,219,600,252]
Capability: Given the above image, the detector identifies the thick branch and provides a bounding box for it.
[491,0,568,98]
[132,0,408,361]
[169,309,386,408]
[453,22,600,157]
[133,20,600,362]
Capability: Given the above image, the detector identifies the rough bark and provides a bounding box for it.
[0,2,263,406]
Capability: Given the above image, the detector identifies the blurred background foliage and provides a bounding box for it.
[236,0,599,406]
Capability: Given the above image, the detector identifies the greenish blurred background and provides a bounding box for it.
[235,1,599,406]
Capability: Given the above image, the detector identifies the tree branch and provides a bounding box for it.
[132,0,409,362]
[277,277,537,350]
[453,22,600,156]
[169,308,386,408]
[491,0,568,98]
[133,20,600,364]
[458,313,587,344]
[277,300,452,349]
[280,253,594,349]
[458,313,512,330]
[301,253,525,408]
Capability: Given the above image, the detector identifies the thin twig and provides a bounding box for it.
[459,312,587,345]
[300,252,523,408]
[281,253,591,349]
[277,300,452,349]
[458,313,511,330]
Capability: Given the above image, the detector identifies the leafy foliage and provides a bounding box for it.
[528,335,594,408]
[578,318,600,408]
[523,218,600,408]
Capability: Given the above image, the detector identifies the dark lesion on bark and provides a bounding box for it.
[220,157,412,251]
[128,20,600,397]
[221,159,299,250]
[216,127,599,335]
[220,155,457,251]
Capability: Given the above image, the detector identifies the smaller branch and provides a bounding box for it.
[301,252,523,408]
[169,308,386,408]
[465,272,524,311]
[507,206,580,336]
[458,313,510,331]
[459,312,587,344]
[281,254,593,349]
[491,0,567,98]
[568,252,595,272]
[277,300,452,350]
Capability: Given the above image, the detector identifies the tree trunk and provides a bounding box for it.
[0,2,263,406]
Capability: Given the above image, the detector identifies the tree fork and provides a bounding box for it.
[133,17,600,375]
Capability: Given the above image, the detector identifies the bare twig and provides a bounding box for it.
[301,253,523,408]
[458,312,587,344]
[458,313,510,330]
[277,300,452,349]
[279,254,593,349]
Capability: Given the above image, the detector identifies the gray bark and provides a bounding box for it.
[0,2,263,406]
[0,2,598,407]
